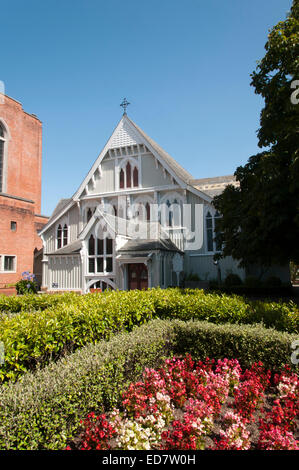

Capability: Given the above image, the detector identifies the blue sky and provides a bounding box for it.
[0,0,292,216]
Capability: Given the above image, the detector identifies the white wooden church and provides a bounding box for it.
[38,109,248,293]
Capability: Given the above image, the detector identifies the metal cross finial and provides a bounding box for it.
[120,98,130,115]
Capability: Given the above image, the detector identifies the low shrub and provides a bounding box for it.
[0,290,156,383]
[0,319,297,450]
[15,272,38,295]
[172,320,297,371]
[0,291,79,314]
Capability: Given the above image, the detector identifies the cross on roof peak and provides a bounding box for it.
[120,98,130,115]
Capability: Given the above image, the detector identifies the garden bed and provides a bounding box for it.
[1,318,297,450]
[70,355,298,451]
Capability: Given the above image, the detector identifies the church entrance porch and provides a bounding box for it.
[128,263,148,290]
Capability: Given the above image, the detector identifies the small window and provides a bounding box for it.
[57,223,68,249]
[133,166,138,187]
[120,169,124,189]
[96,257,103,272]
[63,224,68,246]
[57,224,62,249]
[97,238,104,255]
[106,237,113,255]
[87,234,114,274]
[4,255,16,272]
[106,257,113,273]
[87,208,93,222]
[88,235,95,256]
[126,162,131,188]
[146,202,150,221]
[88,257,95,273]
[10,221,17,232]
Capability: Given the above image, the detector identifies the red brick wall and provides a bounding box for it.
[0,95,48,291]
[0,95,42,212]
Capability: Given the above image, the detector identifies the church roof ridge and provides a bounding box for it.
[125,115,194,185]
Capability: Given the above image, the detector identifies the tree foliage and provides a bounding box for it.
[214,1,299,268]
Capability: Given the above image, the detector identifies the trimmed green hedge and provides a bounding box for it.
[0,318,297,450]
[0,290,155,383]
[149,288,298,332]
[0,292,79,314]
[0,288,298,383]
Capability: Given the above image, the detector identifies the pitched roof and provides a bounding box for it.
[39,115,236,236]
[45,198,72,226]
[191,175,239,197]
[46,239,82,255]
[127,116,194,185]
[118,238,182,253]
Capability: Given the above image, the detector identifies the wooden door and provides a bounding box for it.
[128,263,148,290]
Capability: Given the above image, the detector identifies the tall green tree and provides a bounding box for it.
[214,0,299,270]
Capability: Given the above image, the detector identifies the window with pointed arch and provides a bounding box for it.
[119,160,139,189]
[164,198,181,227]
[86,206,98,224]
[57,223,68,249]
[87,208,93,223]
[133,166,138,187]
[89,279,115,292]
[88,233,114,274]
[133,200,151,222]
[0,122,6,192]
[126,161,131,188]
[119,168,125,189]
[145,202,150,221]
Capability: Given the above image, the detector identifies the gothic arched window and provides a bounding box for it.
[146,202,150,221]
[87,208,93,223]
[63,224,68,246]
[57,224,62,249]
[87,234,114,274]
[119,169,124,189]
[133,166,138,187]
[88,234,95,255]
[126,161,131,188]
[166,200,173,227]
[119,159,139,190]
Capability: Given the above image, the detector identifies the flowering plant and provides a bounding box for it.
[15,271,38,295]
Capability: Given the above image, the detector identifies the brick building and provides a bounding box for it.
[0,93,48,294]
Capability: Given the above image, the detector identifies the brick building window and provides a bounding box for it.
[10,221,17,231]
[0,255,17,272]
[0,122,5,193]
